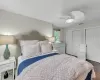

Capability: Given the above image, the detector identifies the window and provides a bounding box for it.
[53,29,61,43]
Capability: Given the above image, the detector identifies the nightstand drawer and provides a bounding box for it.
[52,43,65,54]
[0,62,14,73]
[53,43,65,48]
[56,47,65,54]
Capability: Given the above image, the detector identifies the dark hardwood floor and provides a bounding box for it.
[94,72,100,80]
[87,60,100,80]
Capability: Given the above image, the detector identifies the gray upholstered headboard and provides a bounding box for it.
[15,30,46,41]
[14,30,47,58]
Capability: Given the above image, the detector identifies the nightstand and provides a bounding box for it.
[0,57,16,80]
[52,43,65,54]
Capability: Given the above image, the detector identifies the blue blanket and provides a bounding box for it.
[18,53,58,75]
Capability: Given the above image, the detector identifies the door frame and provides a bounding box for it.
[84,26,100,61]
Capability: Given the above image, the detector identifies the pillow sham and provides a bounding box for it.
[21,42,40,58]
[40,40,52,53]
[20,40,39,46]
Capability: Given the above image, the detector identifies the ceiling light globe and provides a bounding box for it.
[66,19,74,23]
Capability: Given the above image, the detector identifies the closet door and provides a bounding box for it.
[66,30,73,55]
[72,30,81,56]
[86,27,100,62]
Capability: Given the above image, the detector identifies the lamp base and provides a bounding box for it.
[3,44,10,60]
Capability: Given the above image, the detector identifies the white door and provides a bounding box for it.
[66,30,73,54]
[86,27,100,62]
[72,30,81,56]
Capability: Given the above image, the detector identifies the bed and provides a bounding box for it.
[15,31,95,80]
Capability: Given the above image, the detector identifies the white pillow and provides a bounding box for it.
[21,42,41,57]
[20,40,39,46]
[40,40,52,53]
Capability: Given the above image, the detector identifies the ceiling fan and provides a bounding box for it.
[58,11,85,23]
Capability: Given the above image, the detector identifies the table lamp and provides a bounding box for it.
[0,35,16,59]
[48,37,55,43]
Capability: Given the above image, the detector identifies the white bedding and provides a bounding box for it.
[16,54,94,80]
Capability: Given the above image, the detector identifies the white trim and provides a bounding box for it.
[84,26,100,30]
[84,29,86,44]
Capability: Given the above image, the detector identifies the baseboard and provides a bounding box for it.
[87,59,100,72]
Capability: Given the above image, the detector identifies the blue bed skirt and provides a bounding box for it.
[85,70,92,80]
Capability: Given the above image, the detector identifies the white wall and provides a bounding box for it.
[65,20,100,62]
[0,10,53,36]
[0,10,53,58]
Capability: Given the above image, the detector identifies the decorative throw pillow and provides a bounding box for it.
[21,42,40,57]
[40,40,52,53]
[20,40,39,46]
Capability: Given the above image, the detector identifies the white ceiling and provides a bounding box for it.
[0,0,100,27]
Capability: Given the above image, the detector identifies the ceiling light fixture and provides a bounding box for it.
[66,19,74,23]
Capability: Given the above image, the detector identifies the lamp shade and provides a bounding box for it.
[0,35,16,45]
[48,37,55,43]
